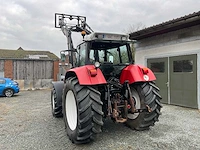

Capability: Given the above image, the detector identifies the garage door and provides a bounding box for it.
[147,58,168,103]
[147,54,197,108]
[170,54,197,108]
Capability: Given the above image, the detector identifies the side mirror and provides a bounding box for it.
[60,49,77,68]
[61,53,66,62]
[60,49,76,62]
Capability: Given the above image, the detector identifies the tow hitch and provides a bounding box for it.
[129,105,152,113]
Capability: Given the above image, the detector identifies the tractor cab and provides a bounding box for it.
[75,32,134,79]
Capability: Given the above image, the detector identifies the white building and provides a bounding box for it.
[130,11,200,109]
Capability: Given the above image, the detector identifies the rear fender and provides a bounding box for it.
[120,64,156,84]
[65,65,107,85]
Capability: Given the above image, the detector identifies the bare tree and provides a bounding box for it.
[124,22,146,34]
[123,22,146,62]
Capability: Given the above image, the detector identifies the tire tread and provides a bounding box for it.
[64,77,103,144]
[126,81,162,130]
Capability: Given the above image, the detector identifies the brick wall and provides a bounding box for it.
[4,60,13,79]
[53,60,59,81]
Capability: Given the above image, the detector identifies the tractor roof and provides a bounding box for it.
[84,32,129,42]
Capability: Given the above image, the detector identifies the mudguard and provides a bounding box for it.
[120,64,156,84]
[52,81,64,106]
[65,65,107,85]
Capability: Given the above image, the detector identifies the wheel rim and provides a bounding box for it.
[65,90,77,131]
[5,89,13,97]
[127,88,141,119]
[51,90,55,111]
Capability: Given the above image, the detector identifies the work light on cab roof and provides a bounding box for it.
[85,32,129,41]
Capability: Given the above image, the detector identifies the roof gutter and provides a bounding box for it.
[130,11,200,40]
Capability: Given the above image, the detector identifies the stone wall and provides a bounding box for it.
[16,79,53,90]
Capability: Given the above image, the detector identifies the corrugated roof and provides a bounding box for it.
[0,47,59,60]
[130,11,200,40]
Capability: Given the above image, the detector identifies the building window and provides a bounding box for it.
[150,62,165,73]
[173,60,193,73]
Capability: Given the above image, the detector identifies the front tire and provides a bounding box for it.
[126,82,162,130]
[63,77,103,144]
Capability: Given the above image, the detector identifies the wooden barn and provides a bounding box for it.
[0,47,59,90]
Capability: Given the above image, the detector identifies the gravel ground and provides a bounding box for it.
[0,90,200,150]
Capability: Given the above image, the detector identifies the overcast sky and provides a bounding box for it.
[0,0,199,57]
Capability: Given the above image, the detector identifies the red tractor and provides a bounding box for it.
[51,13,162,144]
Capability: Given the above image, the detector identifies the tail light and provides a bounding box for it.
[89,69,97,77]
[142,68,149,74]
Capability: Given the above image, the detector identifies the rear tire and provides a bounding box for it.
[63,77,103,144]
[51,88,63,117]
[125,82,162,130]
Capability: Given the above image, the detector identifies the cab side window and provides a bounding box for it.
[77,43,86,66]
[120,45,129,63]
[89,49,95,63]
